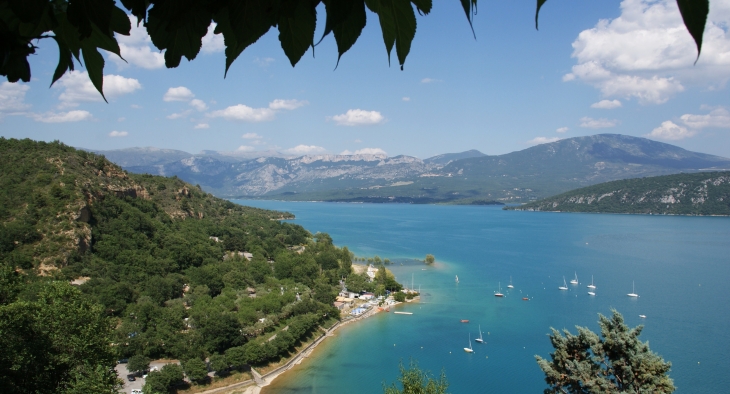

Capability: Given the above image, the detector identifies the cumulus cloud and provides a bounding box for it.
[208,104,275,122]
[353,148,386,155]
[402,97,411,101]
[330,109,385,126]
[285,145,326,155]
[167,110,191,120]
[0,82,30,116]
[189,99,208,111]
[163,86,195,102]
[112,16,165,69]
[591,99,623,109]
[33,110,92,123]
[236,145,255,152]
[679,107,730,129]
[269,99,307,110]
[564,0,730,104]
[580,117,619,128]
[421,78,440,83]
[201,23,225,53]
[56,71,141,106]
[646,120,696,140]
[527,137,561,145]
[242,133,262,139]
[109,130,128,137]
[556,127,569,133]
[194,123,210,129]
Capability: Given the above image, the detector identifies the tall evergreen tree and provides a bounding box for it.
[536,310,675,394]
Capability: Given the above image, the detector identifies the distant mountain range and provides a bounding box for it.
[505,171,730,215]
[95,134,730,203]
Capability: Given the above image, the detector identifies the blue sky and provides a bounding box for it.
[1,0,729,158]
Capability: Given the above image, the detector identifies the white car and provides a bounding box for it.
[131,390,142,394]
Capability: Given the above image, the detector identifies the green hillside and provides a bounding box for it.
[0,138,401,393]
[505,171,730,215]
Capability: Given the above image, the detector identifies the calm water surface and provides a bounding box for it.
[234,201,730,393]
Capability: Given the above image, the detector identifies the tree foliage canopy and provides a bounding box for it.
[535,310,675,394]
[383,359,449,394]
[0,0,709,98]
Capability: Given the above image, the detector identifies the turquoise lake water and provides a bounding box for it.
[233,201,730,393]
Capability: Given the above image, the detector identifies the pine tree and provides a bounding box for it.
[535,310,675,393]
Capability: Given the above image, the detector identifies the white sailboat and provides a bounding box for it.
[570,272,578,285]
[507,276,514,289]
[627,281,639,297]
[588,290,595,296]
[559,276,568,290]
[587,275,596,289]
[494,282,504,297]
[464,333,474,353]
[455,275,459,284]
[475,325,484,343]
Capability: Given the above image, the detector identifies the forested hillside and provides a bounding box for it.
[0,138,399,393]
[505,171,730,216]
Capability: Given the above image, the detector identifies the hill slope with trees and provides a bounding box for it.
[505,171,730,216]
[0,138,401,393]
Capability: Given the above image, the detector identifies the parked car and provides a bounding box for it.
[131,390,143,394]
[126,374,135,382]
[117,358,129,364]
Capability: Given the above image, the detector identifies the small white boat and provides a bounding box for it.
[639,314,646,318]
[587,275,596,289]
[494,282,504,297]
[559,277,568,290]
[627,281,639,297]
[588,291,595,296]
[570,272,578,285]
[507,276,514,289]
[475,325,484,343]
[394,311,413,315]
[464,333,474,353]
[455,275,459,284]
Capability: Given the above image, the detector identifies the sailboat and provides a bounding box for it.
[587,275,596,289]
[494,282,504,297]
[627,281,639,297]
[507,276,514,289]
[559,277,568,290]
[475,325,484,343]
[464,333,474,353]
[570,272,578,285]
[455,275,459,284]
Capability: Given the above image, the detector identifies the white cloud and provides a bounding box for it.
[242,133,263,139]
[109,130,128,137]
[194,123,210,129]
[402,97,411,101]
[254,57,275,67]
[579,117,619,128]
[131,104,142,109]
[353,148,386,155]
[208,104,275,122]
[330,109,385,126]
[0,82,30,115]
[269,99,307,110]
[591,99,623,109]
[56,71,141,106]
[201,23,225,53]
[421,78,440,83]
[285,145,327,155]
[167,110,191,120]
[189,99,208,111]
[112,16,165,69]
[647,120,696,140]
[354,139,362,143]
[556,127,569,133]
[527,137,561,145]
[163,86,194,102]
[679,107,730,129]
[236,145,255,152]
[565,0,730,104]
[33,110,92,123]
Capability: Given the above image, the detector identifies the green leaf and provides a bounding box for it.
[321,0,367,67]
[213,1,277,76]
[66,0,116,40]
[676,0,709,60]
[146,0,213,68]
[374,0,416,70]
[535,0,547,30]
[119,0,150,24]
[81,44,107,102]
[460,0,476,38]
[278,0,317,67]
[366,0,395,65]
[50,36,75,87]
[411,0,432,15]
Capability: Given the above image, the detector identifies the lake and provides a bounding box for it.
[233,200,730,393]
